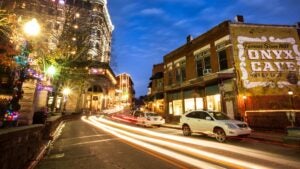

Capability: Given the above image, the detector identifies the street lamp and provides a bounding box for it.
[287,89,295,127]
[46,65,56,78]
[6,18,40,124]
[23,18,40,37]
[288,89,294,109]
[242,95,247,122]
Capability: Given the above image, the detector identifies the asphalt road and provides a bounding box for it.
[36,119,183,169]
[36,116,300,169]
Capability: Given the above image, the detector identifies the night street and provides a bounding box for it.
[36,117,185,169]
[36,116,300,169]
[1,1,300,169]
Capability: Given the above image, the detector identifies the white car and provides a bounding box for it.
[180,110,252,142]
[134,111,165,127]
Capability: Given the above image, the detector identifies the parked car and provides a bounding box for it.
[133,111,165,127]
[180,110,252,142]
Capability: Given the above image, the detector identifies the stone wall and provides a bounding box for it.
[0,125,44,169]
[0,115,63,169]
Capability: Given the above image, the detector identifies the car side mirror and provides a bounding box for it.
[205,116,212,120]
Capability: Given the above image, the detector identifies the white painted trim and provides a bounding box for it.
[214,35,230,45]
[174,56,186,64]
[193,44,210,55]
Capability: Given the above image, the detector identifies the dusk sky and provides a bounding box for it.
[107,0,300,97]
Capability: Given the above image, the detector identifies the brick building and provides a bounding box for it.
[146,63,164,114]
[162,16,300,129]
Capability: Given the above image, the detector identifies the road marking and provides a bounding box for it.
[48,153,65,159]
[61,138,120,147]
[60,134,110,141]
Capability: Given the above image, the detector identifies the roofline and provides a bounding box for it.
[163,20,299,60]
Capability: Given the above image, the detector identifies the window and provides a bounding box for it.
[186,111,200,118]
[195,50,211,77]
[175,59,186,83]
[218,50,228,70]
[167,64,173,85]
[196,59,203,77]
[216,39,230,71]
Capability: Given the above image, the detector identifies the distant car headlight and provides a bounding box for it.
[226,123,238,129]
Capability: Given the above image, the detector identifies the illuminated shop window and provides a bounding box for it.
[206,94,221,111]
[173,100,183,116]
[184,98,195,112]
[168,102,173,114]
[195,97,204,110]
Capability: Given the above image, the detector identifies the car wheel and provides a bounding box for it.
[182,125,191,136]
[214,128,226,142]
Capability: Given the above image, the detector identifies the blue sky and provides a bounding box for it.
[107,0,300,97]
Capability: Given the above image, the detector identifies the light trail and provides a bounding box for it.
[88,117,268,169]
[93,116,300,168]
[82,116,225,169]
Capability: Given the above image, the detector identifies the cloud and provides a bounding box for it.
[174,19,188,26]
[140,8,164,15]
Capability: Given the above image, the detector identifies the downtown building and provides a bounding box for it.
[146,63,164,114]
[0,0,116,124]
[148,16,300,129]
[116,73,135,109]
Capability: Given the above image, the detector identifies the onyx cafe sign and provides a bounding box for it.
[237,36,300,89]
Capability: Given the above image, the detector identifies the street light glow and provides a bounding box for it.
[47,65,56,77]
[62,87,71,96]
[23,18,40,36]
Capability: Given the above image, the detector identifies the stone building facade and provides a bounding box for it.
[115,73,135,109]
[0,0,116,123]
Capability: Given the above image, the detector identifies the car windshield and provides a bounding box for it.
[145,112,159,116]
[209,111,230,120]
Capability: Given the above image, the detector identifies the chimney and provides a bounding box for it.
[187,35,193,43]
[235,15,244,23]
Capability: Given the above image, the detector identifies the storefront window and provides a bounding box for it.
[168,102,173,114]
[206,94,221,111]
[173,100,183,116]
[196,97,204,110]
[184,98,195,112]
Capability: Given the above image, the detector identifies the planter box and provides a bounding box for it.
[283,127,300,144]
[287,127,300,137]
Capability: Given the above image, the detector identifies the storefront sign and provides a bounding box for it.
[237,36,299,88]
[231,25,300,94]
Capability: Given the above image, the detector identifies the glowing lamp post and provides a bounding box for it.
[242,95,247,122]
[5,18,41,126]
[287,90,295,127]
[23,18,40,37]
[46,65,56,81]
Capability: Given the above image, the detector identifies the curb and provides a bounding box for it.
[26,121,65,169]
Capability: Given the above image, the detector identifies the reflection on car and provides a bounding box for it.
[180,110,252,142]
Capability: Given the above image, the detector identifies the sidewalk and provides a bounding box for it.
[161,123,299,146]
